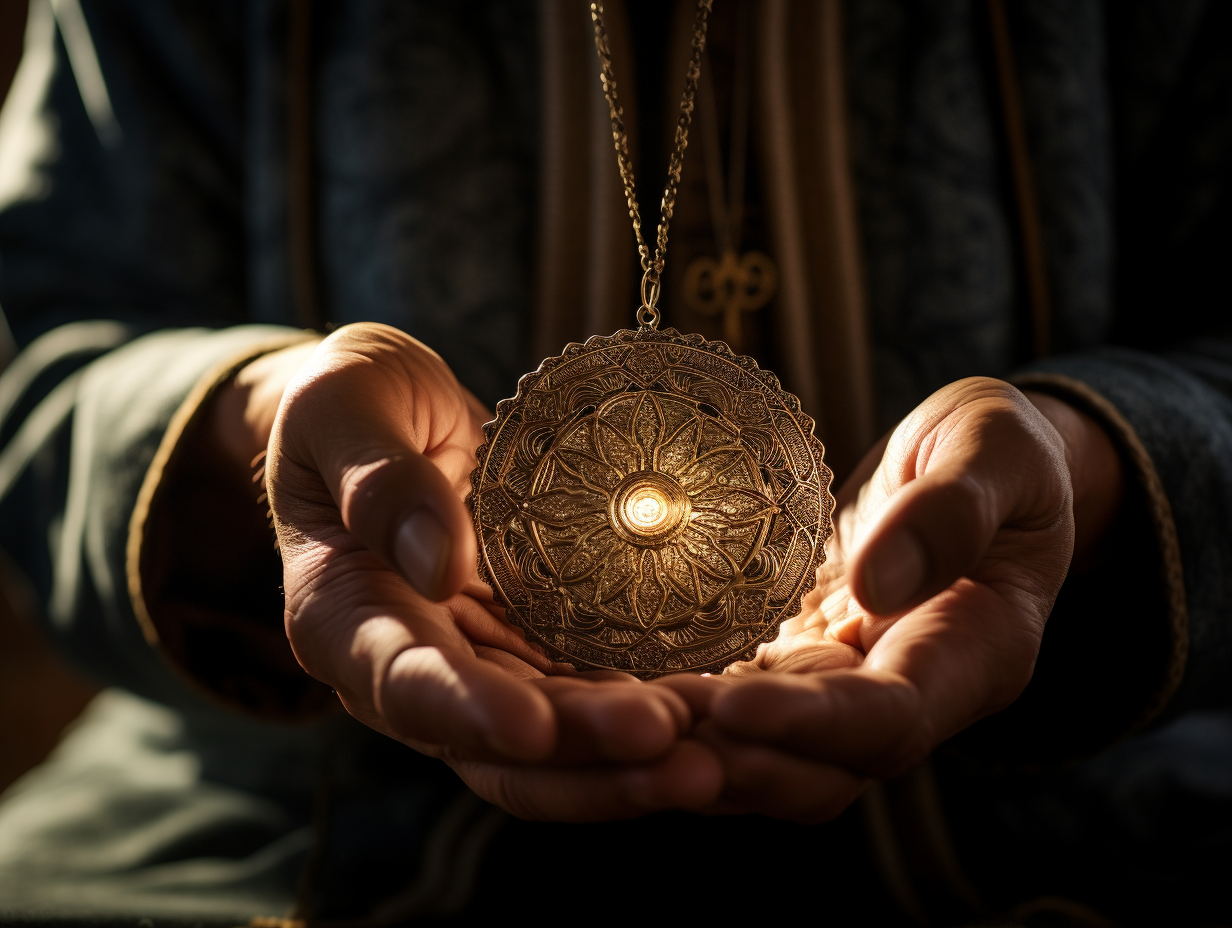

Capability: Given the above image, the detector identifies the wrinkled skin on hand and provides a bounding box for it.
[659,377,1107,822]
[262,323,721,820]
[254,330,1113,825]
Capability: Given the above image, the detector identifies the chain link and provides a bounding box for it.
[590,0,714,329]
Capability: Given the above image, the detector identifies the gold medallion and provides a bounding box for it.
[468,0,832,677]
[470,327,832,677]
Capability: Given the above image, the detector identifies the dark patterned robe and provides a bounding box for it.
[0,1,1227,924]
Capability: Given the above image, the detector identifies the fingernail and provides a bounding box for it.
[863,527,926,614]
[395,509,451,599]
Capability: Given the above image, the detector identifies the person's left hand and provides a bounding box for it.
[658,377,1122,821]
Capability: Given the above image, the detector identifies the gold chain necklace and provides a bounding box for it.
[469,0,832,679]
[591,0,708,328]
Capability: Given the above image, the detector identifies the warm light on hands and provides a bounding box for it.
[232,349,1118,824]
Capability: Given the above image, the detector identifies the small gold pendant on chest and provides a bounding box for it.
[682,248,778,352]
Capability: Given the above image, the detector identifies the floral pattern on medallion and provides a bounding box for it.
[521,390,778,636]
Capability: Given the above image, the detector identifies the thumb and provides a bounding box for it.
[850,467,999,617]
[269,324,479,601]
[335,440,476,603]
[848,393,1070,618]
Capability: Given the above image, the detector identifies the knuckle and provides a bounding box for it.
[950,376,1024,412]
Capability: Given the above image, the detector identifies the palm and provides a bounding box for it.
[744,502,1055,749]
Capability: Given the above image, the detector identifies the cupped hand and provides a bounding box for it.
[263,323,720,820]
[659,377,1120,822]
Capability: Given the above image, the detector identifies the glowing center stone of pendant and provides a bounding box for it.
[609,471,691,546]
[628,491,666,529]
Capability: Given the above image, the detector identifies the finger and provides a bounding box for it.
[455,741,724,823]
[472,645,546,680]
[753,632,864,674]
[381,644,557,761]
[283,557,557,762]
[695,722,868,822]
[709,669,926,776]
[534,676,690,763]
[452,592,559,673]
[271,324,478,601]
[653,672,730,720]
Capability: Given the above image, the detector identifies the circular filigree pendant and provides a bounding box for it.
[469,328,833,678]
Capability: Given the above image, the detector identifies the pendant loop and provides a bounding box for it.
[638,270,662,329]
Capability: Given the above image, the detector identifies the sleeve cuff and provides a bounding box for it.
[125,327,340,720]
[1014,371,1187,726]
[126,329,315,648]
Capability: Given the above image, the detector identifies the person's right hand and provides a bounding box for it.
[258,323,720,820]
[657,377,1122,822]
